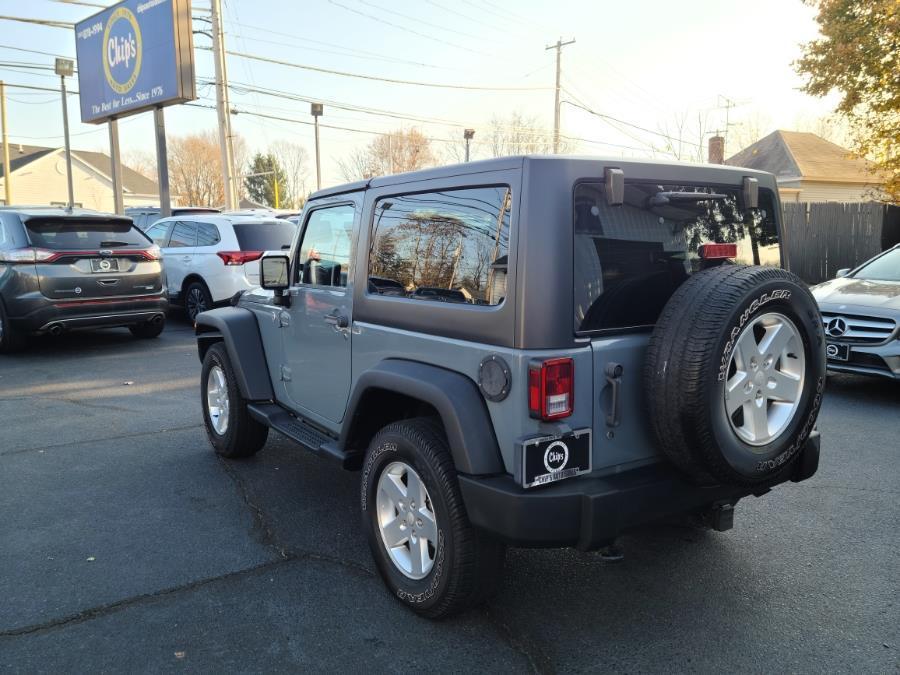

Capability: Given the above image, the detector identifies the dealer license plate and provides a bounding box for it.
[519,429,591,489]
[826,342,849,362]
[91,258,119,273]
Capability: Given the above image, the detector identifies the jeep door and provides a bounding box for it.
[280,201,357,425]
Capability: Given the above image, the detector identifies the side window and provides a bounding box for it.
[145,221,171,247]
[0,219,8,247]
[369,186,512,306]
[168,221,198,248]
[196,222,221,247]
[296,205,355,288]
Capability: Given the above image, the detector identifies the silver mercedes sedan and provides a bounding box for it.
[811,244,900,379]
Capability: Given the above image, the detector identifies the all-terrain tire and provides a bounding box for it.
[644,265,825,486]
[201,342,268,458]
[361,417,506,619]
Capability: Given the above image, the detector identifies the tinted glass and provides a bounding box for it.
[297,206,355,288]
[852,247,900,281]
[196,222,221,247]
[24,219,150,250]
[145,221,170,246]
[369,186,512,306]
[233,221,297,251]
[168,221,197,248]
[574,182,780,332]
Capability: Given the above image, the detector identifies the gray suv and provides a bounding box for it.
[0,207,167,352]
[194,157,825,618]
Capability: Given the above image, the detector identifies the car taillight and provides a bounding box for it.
[0,247,56,263]
[528,358,573,421]
[217,250,263,265]
[699,243,738,259]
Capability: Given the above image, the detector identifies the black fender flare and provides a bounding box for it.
[194,307,274,401]
[341,359,504,476]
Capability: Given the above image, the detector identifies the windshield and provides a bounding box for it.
[851,247,900,281]
[574,181,780,332]
[25,218,150,250]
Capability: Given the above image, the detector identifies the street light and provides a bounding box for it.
[54,57,75,208]
[311,103,323,191]
[463,128,475,162]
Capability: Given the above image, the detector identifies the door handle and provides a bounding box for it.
[324,313,349,329]
[604,363,624,427]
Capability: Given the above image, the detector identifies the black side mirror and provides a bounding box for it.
[260,254,291,305]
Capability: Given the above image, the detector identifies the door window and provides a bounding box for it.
[296,205,355,288]
[369,186,512,306]
[196,222,221,247]
[168,221,198,248]
[145,221,171,246]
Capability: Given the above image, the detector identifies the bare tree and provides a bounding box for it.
[122,149,156,179]
[338,128,436,181]
[727,111,773,156]
[487,113,568,156]
[270,141,310,208]
[168,130,248,206]
[653,111,713,163]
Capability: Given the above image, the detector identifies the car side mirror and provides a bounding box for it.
[261,254,291,305]
[835,268,851,278]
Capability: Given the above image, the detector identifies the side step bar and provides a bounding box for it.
[247,402,360,469]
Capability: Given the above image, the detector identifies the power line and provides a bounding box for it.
[0,15,74,29]
[0,43,72,60]
[561,98,703,149]
[220,48,550,92]
[326,0,489,55]
[356,0,483,40]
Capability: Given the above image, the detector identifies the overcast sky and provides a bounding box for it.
[0,0,840,189]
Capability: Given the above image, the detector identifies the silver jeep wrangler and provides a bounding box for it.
[194,156,824,618]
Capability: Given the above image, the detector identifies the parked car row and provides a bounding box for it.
[0,206,297,352]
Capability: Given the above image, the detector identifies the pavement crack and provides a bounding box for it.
[0,558,294,638]
[0,424,203,457]
[481,603,555,674]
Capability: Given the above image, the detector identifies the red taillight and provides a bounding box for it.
[217,250,263,266]
[699,243,738,259]
[528,358,573,421]
[0,247,159,263]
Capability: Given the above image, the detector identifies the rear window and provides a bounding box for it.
[24,218,150,250]
[232,221,297,251]
[574,182,780,333]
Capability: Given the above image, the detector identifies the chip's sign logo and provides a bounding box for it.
[543,440,569,473]
[102,7,142,95]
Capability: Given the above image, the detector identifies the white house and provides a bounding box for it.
[727,130,884,203]
[0,144,164,211]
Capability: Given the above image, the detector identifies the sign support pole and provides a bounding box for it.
[108,118,124,215]
[0,81,12,205]
[60,75,75,208]
[154,108,171,217]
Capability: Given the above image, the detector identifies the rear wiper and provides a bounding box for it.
[99,240,130,247]
[649,191,728,207]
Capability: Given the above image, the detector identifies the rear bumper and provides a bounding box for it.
[459,431,820,551]
[10,294,168,333]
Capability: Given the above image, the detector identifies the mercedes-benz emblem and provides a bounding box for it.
[825,317,848,337]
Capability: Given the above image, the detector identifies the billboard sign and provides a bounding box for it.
[75,0,195,124]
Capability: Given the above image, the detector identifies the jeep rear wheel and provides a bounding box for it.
[201,342,268,458]
[644,265,825,486]
[361,418,505,619]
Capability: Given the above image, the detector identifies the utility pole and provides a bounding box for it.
[0,81,11,205]
[546,37,575,154]
[463,128,475,162]
[55,58,75,208]
[211,0,237,209]
[311,103,323,191]
[717,94,738,154]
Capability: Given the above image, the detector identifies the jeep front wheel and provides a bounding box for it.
[361,418,505,619]
[201,342,268,458]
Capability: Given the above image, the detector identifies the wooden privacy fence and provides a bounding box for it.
[782,202,897,285]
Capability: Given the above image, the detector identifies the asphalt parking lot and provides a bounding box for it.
[1,316,898,673]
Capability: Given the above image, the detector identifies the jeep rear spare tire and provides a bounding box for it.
[645,265,825,486]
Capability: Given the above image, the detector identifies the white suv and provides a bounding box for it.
[144,215,297,320]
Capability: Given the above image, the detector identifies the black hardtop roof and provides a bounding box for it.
[307,155,775,202]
